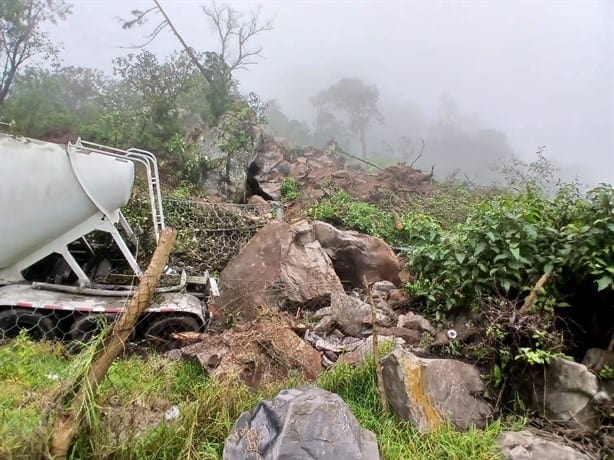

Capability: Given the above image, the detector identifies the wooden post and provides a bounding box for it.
[364,276,388,413]
[50,228,177,459]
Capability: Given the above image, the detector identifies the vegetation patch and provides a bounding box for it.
[0,336,518,459]
[280,177,300,202]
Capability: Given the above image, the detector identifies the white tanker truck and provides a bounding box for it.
[0,130,216,344]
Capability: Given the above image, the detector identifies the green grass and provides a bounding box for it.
[0,336,519,459]
[0,334,69,458]
[318,359,510,460]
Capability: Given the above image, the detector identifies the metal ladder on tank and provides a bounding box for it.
[72,139,166,243]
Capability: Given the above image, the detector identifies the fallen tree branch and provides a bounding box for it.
[339,149,382,170]
[519,273,550,315]
[50,228,178,459]
[408,138,425,169]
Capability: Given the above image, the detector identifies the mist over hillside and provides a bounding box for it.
[31,0,614,186]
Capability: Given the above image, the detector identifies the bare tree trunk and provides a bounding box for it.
[50,228,177,459]
[359,126,367,158]
[152,0,211,83]
[0,66,18,106]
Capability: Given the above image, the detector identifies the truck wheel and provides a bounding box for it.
[144,316,201,343]
[0,310,55,341]
[69,314,115,344]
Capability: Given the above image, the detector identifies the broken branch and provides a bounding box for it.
[519,273,550,315]
[50,228,177,459]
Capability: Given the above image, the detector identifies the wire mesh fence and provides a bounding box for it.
[0,199,289,456]
[0,199,282,347]
[163,198,283,273]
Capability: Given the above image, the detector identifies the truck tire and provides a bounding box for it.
[144,315,201,343]
[69,314,116,344]
[0,310,55,341]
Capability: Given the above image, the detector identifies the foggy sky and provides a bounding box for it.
[46,0,613,184]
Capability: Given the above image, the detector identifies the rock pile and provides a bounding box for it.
[246,137,433,205]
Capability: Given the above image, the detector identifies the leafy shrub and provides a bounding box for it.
[403,181,499,229]
[405,184,614,313]
[164,133,208,185]
[309,184,613,317]
[280,177,300,202]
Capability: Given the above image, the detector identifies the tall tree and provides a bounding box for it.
[312,78,383,157]
[121,0,272,122]
[0,0,71,105]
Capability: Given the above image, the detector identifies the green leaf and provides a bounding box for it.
[596,276,613,291]
[509,246,521,261]
[455,252,466,264]
[544,263,554,275]
[474,241,487,256]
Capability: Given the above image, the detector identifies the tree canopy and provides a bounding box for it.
[0,0,71,104]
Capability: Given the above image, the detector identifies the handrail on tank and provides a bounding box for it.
[70,138,166,242]
[127,147,165,232]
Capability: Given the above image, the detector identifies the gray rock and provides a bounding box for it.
[223,386,380,460]
[396,312,436,335]
[583,347,614,371]
[380,348,492,432]
[338,335,404,366]
[371,281,396,300]
[497,430,591,460]
[247,139,345,202]
[331,292,394,337]
[536,358,600,428]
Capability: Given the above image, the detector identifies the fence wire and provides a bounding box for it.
[164,199,283,273]
[0,199,290,458]
[0,200,281,346]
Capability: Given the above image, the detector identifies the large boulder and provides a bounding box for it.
[223,386,380,460]
[380,348,492,432]
[534,357,601,429]
[313,221,402,288]
[216,220,345,321]
[497,430,591,460]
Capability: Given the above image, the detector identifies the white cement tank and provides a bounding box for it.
[0,134,135,269]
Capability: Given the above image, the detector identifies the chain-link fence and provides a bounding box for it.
[0,198,291,458]
[163,198,283,273]
[0,199,281,347]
